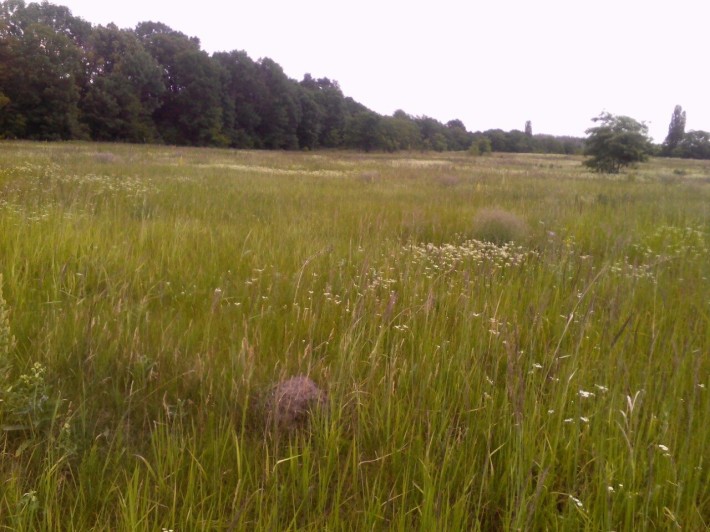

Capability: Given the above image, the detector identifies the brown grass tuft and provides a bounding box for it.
[473,208,528,244]
[266,375,327,432]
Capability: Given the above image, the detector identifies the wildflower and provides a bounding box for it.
[569,495,584,509]
[657,444,669,452]
[579,390,595,399]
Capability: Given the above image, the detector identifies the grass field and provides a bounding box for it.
[0,141,708,530]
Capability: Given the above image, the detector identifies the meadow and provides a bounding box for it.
[0,141,708,530]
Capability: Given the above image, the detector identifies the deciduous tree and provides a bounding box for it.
[675,130,710,159]
[81,24,164,142]
[583,112,652,173]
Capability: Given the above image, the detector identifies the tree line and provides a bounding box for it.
[0,1,586,154]
[659,105,710,160]
[2,2,709,161]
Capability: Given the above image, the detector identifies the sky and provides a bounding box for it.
[54,0,710,142]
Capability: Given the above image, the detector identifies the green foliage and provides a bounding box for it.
[1,362,53,433]
[472,207,528,243]
[0,143,708,528]
[344,111,382,152]
[468,135,492,156]
[81,24,164,142]
[667,130,710,160]
[524,120,532,136]
[662,105,686,155]
[0,16,86,139]
[657,106,710,160]
[213,50,263,148]
[253,58,302,149]
[0,0,591,153]
[1,277,54,436]
[583,112,653,173]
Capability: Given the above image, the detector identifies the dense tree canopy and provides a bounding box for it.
[0,0,584,154]
[658,105,710,160]
[583,112,653,173]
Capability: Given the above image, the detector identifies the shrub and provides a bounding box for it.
[473,208,528,244]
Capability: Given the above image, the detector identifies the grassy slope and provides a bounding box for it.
[0,141,708,530]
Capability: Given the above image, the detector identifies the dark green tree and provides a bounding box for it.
[0,22,85,139]
[344,111,382,152]
[300,75,347,148]
[254,58,301,149]
[415,116,449,151]
[507,129,533,152]
[445,119,473,151]
[213,50,262,148]
[296,86,322,149]
[81,24,164,142]
[583,112,652,173]
[379,111,421,151]
[661,105,686,156]
[136,22,224,146]
[675,130,710,159]
[468,134,492,156]
[524,120,532,137]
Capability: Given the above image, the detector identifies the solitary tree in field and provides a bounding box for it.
[661,104,686,156]
[583,112,652,173]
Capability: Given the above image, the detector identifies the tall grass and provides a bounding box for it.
[0,142,708,529]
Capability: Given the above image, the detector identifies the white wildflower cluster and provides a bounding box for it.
[657,444,671,457]
[560,384,609,426]
[361,267,398,293]
[197,162,350,177]
[563,417,590,424]
[487,317,512,337]
[408,239,537,276]
[389,159,451,168]
[568,494,584,509]
[638,225,708,259]
[614,224,708,280]
[53,172,156,197]
[322,290,344,306]
[1,162,156,224]
[609,259,656,281]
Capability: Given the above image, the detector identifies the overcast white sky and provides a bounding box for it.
[56,0,709,141]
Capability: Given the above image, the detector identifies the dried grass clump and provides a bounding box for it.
[357,171,380,184]
[93,152,120,164]
[435,174,461,188]
[266,375,327,432]
[473,208,528,244]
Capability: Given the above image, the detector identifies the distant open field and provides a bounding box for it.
[0,141,708,530]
